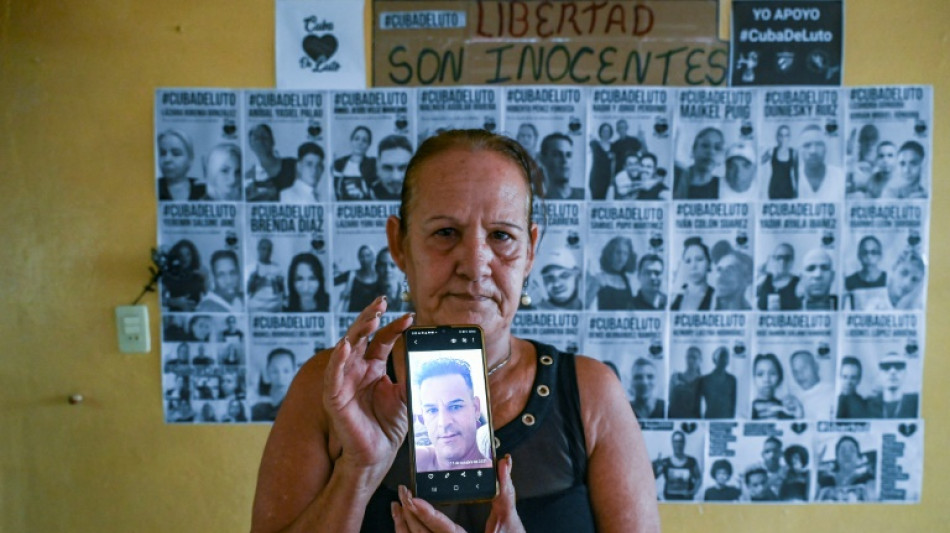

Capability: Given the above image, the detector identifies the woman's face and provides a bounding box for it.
[639,157,656,180]
[754,359,780,399]
[837,440,859,467]
[358,246,375,269]
[207,150,241,200]
[608,241,631,273]
[389,147,538,338]
[776,126,791,147]
[176,244,193,268]
[692,131,724,169]
[683,244,709,284]
[192,318,212,341]
[350,128,371,156]
[159,134,192,179]
[293,262,320,301]
[598,123,613,142]
[375,251,400,282]
[888,260,923,302]
[220,373,238,396]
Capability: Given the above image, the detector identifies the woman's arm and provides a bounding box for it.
[251,299,413,533]
[576,357,660,533]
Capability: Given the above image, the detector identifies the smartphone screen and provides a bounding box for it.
[404,325,498,504]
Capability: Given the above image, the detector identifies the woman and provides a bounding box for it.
[333,125,376,200]
[588,236,637,310]
[588,122,614,199]
[763,125,797,199]
[668,346,702,419]
[750,353,802,420]
[187,314,213,342]
[673,127,724,199]
[251,130,659,532]
[245,124,297,202]
[223,398,248,423]
[670,237,715,311]
[284,253,330,312]
[756,242,801,310]
[157,128,205,200]
[162,239,207,312]
[202,142,242,201]
[336,245,378,312]
[816,436,874,501]
[374,246,407,311]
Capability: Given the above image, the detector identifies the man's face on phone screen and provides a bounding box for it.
[420,373,481,464]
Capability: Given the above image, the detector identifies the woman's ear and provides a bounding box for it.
[385,215,407,271]
[524,222,540,279]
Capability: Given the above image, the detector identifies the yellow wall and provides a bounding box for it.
[1,1,947,531]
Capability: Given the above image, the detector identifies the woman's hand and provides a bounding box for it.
[391,455,525,533]
[324,296,413,480]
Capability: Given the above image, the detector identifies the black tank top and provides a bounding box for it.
[361,341,595,532]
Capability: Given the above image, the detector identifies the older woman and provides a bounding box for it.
[251,130,659,532]
[157,128,205,200]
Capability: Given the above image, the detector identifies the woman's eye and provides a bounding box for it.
[491,231,513,241]
[434,228,457,238]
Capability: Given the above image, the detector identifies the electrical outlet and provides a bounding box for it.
[116,305,150,353]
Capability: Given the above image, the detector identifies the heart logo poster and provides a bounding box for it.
[276,0,367,89]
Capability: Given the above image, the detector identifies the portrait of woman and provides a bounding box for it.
[251,129,659,532]
[333,125,376,200]
[764,124,798,199]
[202,142,242,201]
[673,127,724,199]
[374,246,406,311]
[223,398,248,423]
[671,237,714,311]
[161,239,207,312]
[588,236,637,310]
[816,436,875,501]
[284,253,330,313]
[588,122,614,200]
[751,353,802,420]
[335,245,378,312]
[157,128,205,201]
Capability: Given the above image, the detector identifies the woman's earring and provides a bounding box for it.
[400,278,411,302]
[520,279,532,307]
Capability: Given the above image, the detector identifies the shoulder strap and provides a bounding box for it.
[554,349,589,484]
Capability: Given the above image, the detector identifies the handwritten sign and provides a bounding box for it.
[373,0,727,87]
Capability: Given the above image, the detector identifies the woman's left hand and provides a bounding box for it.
[392,455,525,533]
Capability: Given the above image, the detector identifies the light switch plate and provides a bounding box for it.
[116,305,150,353]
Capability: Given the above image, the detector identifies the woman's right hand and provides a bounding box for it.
[324,296,414,480]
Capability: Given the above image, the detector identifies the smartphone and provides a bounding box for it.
[404,325,498,504]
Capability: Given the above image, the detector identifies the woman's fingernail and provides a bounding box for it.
[391,501,399,519]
